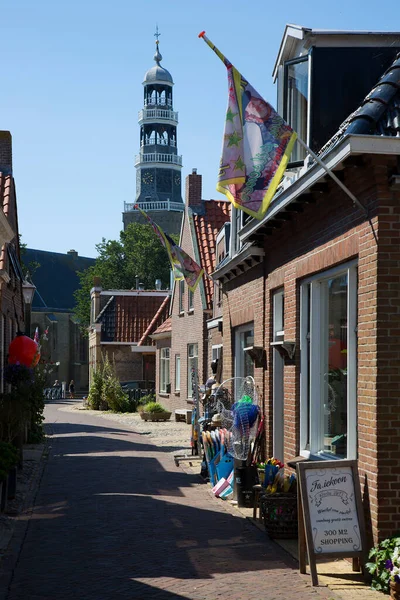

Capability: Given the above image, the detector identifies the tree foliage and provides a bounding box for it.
[73,223,175,330]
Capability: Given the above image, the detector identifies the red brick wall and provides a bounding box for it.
[222,263,265,411]
[103,346,143,382]
[170,209,209,412]
[221,154,400,542]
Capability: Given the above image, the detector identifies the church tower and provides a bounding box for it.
[123,30,184,235]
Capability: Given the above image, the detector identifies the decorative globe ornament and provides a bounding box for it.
[8,334,40,368]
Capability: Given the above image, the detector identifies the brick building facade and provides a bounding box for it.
[153,171,230,413]
[89,284,170,388]
[0,131,25,390]
[213,26,400,543]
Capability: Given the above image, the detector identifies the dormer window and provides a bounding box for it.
[284,56,309,164]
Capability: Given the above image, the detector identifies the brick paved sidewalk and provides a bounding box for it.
[0,401,376,600]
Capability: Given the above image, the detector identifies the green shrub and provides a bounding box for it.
[88,368,104,410]
[366,535,400,592]
[0,363,46,444]
[88,355,131,413]
[139,394,156,406]
[142,401,167,413]
[102,375,129,413]
[0,442,19,481]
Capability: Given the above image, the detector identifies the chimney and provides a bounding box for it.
[67,249,78,258]
[138,282,145,291]
[0,131,13,175]
[185,168,202,209]
[155,279,162,290]
[90,277,102,324]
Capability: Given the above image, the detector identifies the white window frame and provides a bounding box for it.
[187,343,198,399]
[234,324,254,399]
[272,290,284,461]
[179,280,184,314]
[212,345,222,361]
[160,348,170,393]
[283,55,310,163]
[188,288,194,312]
[175,354,181,392]
[300,261,357,460]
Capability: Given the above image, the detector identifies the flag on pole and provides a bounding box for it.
[199,31,297,220]
[33,327,39,345]
[135,205,204,292]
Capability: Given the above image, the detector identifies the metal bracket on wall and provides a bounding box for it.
[244,346,267,369]
[270,341,296,361]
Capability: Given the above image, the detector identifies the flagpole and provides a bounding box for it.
[296,136,368,217]
[198,31,231,68]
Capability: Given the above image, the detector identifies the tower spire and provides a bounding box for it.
[154,25,162,64]
[122,30,184,236]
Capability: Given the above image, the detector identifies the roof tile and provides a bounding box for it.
[191,200,230,308]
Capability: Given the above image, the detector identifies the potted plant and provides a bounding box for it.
[139,401,172,422]
[366,536,400,595]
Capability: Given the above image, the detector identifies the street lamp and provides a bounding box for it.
[22,279,36,337]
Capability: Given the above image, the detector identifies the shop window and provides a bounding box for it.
[283,57,309,163]
[300,262,357,460]
[160,348,170,393]
[179,280,184,313]
[187,343,198,398]
[175,354,180,391]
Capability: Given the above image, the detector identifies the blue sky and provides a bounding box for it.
[1,0,398,258]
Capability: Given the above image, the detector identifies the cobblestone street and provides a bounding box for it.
[0,400,348,599]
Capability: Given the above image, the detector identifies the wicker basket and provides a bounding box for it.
[260,492,298,539]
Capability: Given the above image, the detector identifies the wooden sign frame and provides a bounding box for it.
[297,460,367,586]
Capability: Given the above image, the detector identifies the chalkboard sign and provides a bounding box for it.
[297,460,367,586]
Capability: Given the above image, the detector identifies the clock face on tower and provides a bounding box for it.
[174,174,181,186]
[142,171,154,185]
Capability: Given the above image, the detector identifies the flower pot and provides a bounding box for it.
[140,411,172,422]
[390,581,400,600]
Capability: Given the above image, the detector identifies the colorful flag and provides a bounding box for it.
[33,327,39,344]
[135,205,204,292]
[199,32,297,220]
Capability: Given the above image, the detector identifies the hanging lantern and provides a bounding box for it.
[8,334,40,368]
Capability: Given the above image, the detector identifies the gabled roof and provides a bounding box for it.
[96,291,170,343]
[138,295,170,345]
[23,249,96,311]
[0,173,18,249]
[0,173,12,218]
[151,316,172,337]
[190,200,230,308]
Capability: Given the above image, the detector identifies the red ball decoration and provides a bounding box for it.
[8,335,40,368]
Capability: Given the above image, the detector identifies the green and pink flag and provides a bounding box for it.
[199,32,297,220]
[135,205,204,292]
